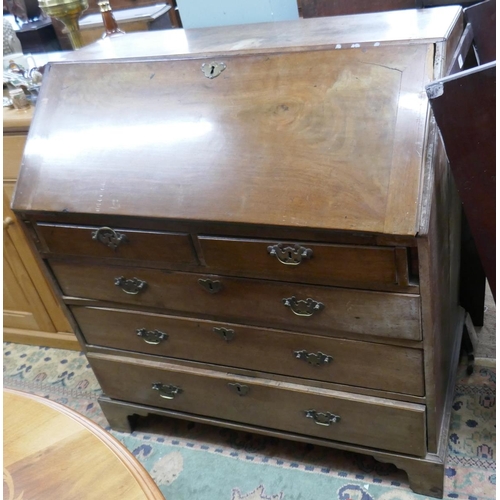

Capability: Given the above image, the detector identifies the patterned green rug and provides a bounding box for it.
[3,342,496,500]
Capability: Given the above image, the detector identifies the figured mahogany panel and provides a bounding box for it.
[16,44,432,235]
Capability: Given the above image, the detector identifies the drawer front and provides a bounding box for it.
[89,353,427,456]
[199,236,407,288]
[52,262,422,340]
[73,306,425,395]
[36,223,198,266]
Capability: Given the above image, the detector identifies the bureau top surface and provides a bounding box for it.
[63,6,461,61]
[14,41,436,235]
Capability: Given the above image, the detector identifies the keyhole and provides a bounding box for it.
[210,64,216,76]
[287,250,293,260]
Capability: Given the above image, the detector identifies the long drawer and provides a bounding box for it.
[51,261,422,340]
[73,306,425,395]
[199,236,409,289]
[89,353,427,456]
[35,223,198,266]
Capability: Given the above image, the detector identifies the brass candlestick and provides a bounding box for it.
[39,0,89,49]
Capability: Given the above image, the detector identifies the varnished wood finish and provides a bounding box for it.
[73,305,425,395]
[60,6,463,62]
[36,223,198,265]
[89,352,427,456]
[11,9,465,498]
[3,389,164,499]
[199,236,405,289]
[99,393,449,497]
[18,45,431,237]
[51,261,422,340]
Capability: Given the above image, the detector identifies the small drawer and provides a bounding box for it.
[89,353,427,456]
[73,306,425,395]
[199,236,409,289]
[35,223,197,266]
[51,261,422,341]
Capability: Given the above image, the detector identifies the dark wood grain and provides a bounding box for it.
[199,236,402,288]
[36,223,198,265]
[16,45,432,236]
[73,305,425,395]
[51,260,422,340]
[89,352,427,456]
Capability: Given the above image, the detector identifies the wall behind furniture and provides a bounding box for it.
[176,0,298,28]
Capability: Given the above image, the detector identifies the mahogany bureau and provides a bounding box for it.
[12,6,465,497]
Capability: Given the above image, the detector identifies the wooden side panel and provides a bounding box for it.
[417,128,462,453]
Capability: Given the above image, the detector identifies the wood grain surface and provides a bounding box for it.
[50,260,422,340]
[60,6,462,61]
[73,305,425,395]
[17,44,432,236]
[3,388,164,499]
[89,352,427,456]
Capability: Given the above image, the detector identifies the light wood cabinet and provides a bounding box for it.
[3,110,78,350]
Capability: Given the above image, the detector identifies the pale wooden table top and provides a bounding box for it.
[3,388,164,500]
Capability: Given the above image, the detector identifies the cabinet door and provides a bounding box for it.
[3,134,77,348]
[3,196,56,333]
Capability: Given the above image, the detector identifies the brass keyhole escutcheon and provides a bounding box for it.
[201,61,226,79]
[198,278,222,294]
[213,327,235,342]
[228,383,249,396]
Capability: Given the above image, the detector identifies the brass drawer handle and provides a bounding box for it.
[294,350,333,366]
[228,383,249,396]
[198,278,222,294]
[283,296,324,317]
[213,327,235,342]
[152,383,182,399]
[137,328,168,345]
[305,410,341,426]
[92,226,127,250]
[267,244,313,266]
[115,276,147,295]
[3,217,14,229]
